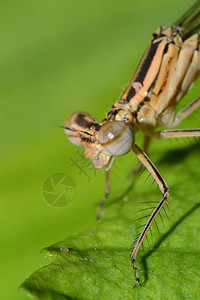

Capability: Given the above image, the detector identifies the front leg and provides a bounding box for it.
[96,156,114,220]
[131,145,169,286]
[96,168,111,220]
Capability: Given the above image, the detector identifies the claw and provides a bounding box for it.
[133,278,142,288]
[132,258,142,287]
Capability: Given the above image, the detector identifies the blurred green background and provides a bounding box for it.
[0,0,195,299]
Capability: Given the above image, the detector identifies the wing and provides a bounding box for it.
[120,1,200,103]
[173,0,200,40]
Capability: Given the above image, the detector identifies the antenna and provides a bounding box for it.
[45,122,94,137]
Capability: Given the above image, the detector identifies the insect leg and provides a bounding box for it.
[131,144,169,286]
[172,95,200,127]
[96,156,114,220]
[129,135,152,177]
[143,135,152,153]
[154,128,200,139]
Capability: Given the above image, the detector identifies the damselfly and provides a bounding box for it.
[64,1,200,286]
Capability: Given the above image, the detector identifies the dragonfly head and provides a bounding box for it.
[65,112,135,168]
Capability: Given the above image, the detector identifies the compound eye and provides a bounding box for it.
[98,121,134,156]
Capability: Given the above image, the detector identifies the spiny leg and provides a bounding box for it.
[96,169,111,220]
[131,145,169,286]
[96,156,114,220]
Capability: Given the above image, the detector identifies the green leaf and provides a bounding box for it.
[21,139,200,299]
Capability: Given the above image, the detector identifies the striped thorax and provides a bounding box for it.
[65,24,200,166]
